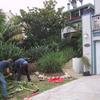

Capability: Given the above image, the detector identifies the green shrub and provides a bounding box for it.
[58,39,69,50]
[37,48,74,73]
[37,52,63,73]
[25,41,61,61]
[25,41,62,61]
[46,42,59,52]
[62,48,75,60]
[0,42,25,60]
[26,46,48,60]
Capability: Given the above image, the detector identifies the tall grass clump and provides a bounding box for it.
[37,48,74,73]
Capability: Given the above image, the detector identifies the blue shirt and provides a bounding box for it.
[15,58,28,66]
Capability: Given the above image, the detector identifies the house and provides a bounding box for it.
[61,3,94,39]
[82,0,100,75]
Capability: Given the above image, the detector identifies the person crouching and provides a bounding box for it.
[0,59,12,100]
[13,58,31,82]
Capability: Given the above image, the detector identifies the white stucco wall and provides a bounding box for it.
[82,14,92,72]
[81,0,100,74]
[94,0,100,14]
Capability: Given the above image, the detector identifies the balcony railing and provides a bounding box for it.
[70,16,81,21]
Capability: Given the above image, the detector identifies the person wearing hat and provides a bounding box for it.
[0,59,12,100]
[13,58,31,81]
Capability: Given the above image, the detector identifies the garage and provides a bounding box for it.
[95,41,100,74]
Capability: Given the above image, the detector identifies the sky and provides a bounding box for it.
[0,0,94,14]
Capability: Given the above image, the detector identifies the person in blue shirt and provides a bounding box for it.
[0,59,12,100]
[13,58,31,82]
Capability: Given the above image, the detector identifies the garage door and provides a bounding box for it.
[95,41,100,74]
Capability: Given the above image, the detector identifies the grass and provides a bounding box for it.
[35,79,72,93]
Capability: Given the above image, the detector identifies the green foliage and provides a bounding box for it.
[0,0,69,48]
[62,32,82,57]
[11,15,22,25]
[0,42,25,60]
[0,10,5,32]
[37,52,63,73]
[25,46,48,60]
[37,48,74,73]
[26,41,60,60]
[0,10,6,40]
[18,0,69,46]
[46,42,59,52]
[77,34,82,57]
[3,24,23,42]
[58,39,70,50]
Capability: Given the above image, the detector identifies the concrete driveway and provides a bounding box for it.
[31,75,100,100]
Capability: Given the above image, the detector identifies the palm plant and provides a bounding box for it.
[3,15,27,43]
[0,10,6,40]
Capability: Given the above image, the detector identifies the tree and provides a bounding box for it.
[19,0,69,46]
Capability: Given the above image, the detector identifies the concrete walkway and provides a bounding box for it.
[31,75,100,100]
